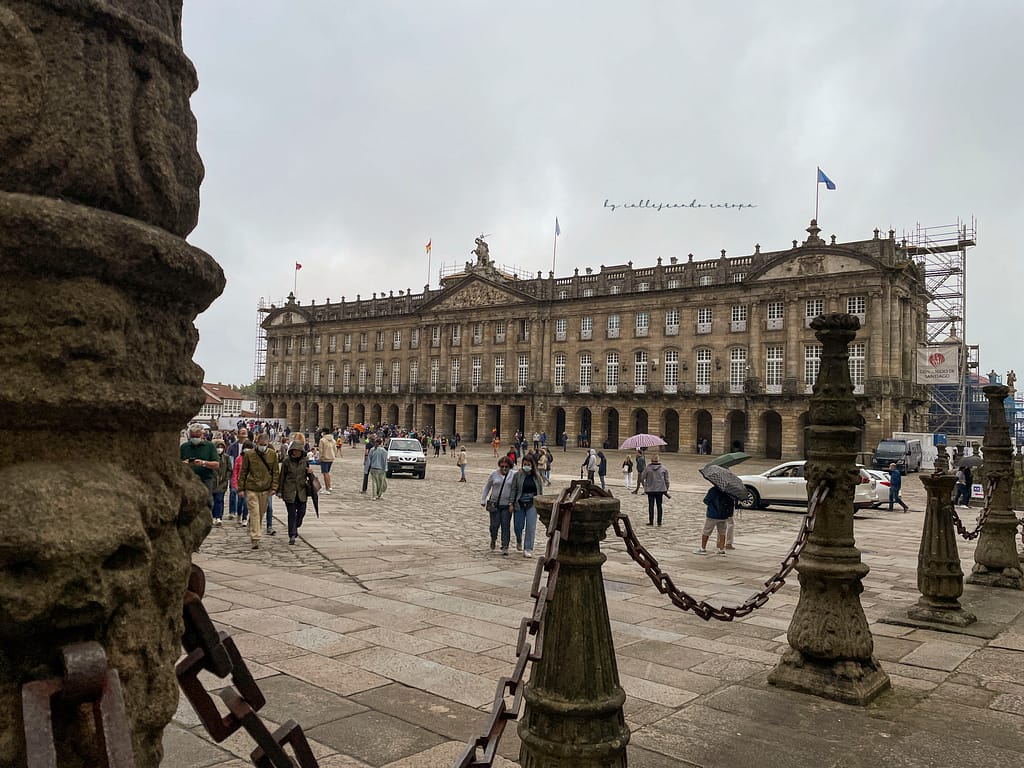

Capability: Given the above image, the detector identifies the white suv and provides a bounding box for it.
[386,438,427,479]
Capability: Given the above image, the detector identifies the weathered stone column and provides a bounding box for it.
[768,314,890,705]
[521,485,629,767]
[909,446,976,626]
[0,2,223,766]
[967,385,1023,589]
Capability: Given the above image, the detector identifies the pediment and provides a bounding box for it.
[422,277,532,313]
[750,247,880,282]
[265,307,310,327]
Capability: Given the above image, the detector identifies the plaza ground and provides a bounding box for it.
[165,447,1024,767]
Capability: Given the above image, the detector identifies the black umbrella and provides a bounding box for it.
[699,463,749,501]
[957,455,983,468]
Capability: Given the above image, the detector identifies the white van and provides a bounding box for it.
[873,438,923,473]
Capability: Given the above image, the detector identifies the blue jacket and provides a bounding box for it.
[703,487,734,520]
[889,468,902,491]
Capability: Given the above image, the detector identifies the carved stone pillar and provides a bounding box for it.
[521,488,629,767]
[967,385,1023,589]
[0,2,223,766]
[768,314,890,705]
[910,447,976,626]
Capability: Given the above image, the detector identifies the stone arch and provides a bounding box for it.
[386,404,399,425]
[604,407,620,449]
[797,411,810,458]
[761,410,783,459]
[371,403,382,425]
[264,401,275,418]
[290,402,302,431]
[726,409,747,452]
[662,409,679,452]
[694,409,712,453]
[552,407,566,443]
[339,403,350,427]
[309,402,320,429]
[576,407,592,448]
[355,403,365,424]
[632,408,649,436]
[324,403,334,429]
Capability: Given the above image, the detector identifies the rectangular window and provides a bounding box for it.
[473,322,483,343]
[610,284,621,295]
[553,353,566,390]
[729,348,747,393]
[272,363,280,385]
[450,356,461,387]
[408,360,418,387]
[765,346,783,393]
[583,287,595,297]
[359,332,367,352]
[558,289,569,300]
[519,319,530,342]
[696,349,711,393]
[665,309,680,335]
[343,333,352,352]
[607,314,620,339]
[766,301,785,330]
[431,325,441,347]
[374,360,383,390]
[375,330,385,351]
[518,354,529,390]
[850,342,866,393]
[634,351,648,390]
[731,304,747,332]
[636,312,649,330]
[391,360,400,391]
[357,362,366,390]
[300,336,308,353]
[579,353,592,391]
[805,299,824,327]
[699,274,713,286]
[732,273,746,283]
[313,335,321,353]
[637,282,650,292]
[555,318,567,341]
[667,278,680,289]
[847,295,867,326]
[342,362,351,390]
[327,362,336,391]
[606,352,619,390]
[471,355,482,388]
[311,363,321,386]
[410,328,419,349]
[664,350,679,392]
[805,344,822,390]
[328,334,337,353]
[430,357,440,390]
[393,329,401,349]
[452,324,461,344]
[495,320,506,342]
[286,336,294,353]
[580,316,592,340]
[697,306,712,334]
[285,364,293,386]
[494,354,505,391]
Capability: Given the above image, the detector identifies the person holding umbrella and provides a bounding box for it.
[695,484,734,555]
[640,454,670,526]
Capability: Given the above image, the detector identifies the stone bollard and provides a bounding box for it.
[0,2,223,766]
[768,314,890,705]
[909,446,977,626]
[967,385,1023,588]
[521,483,629,767]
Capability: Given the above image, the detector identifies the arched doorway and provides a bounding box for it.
[552,407,566,444]
[324,403,334,429]
[726,410,747,452]
[405,404,415,430]
[695,410,712,454]
[264,401,275,418]
[309,402,320,429]
[355,404,365,424]
[762,411,783,459]
[387,404,399,425]
[291,402,302,431]
[339,403,350,427]
[797,411,810,458]
[576,407,592,448]
[605,408,619,449]
[277,401,287,422]
[662,409,679,452]
[371,404,382,425]
[632,408,648,435]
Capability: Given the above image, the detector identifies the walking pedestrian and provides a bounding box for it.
[361,441,371,494]
[510,455,543,558]
[238,433,280,550]
[632,449,647,494]
[888,463,909,512]
[456,445,468,482]
[368,438,388,499]
[543,447,554,482]
[641,454,670,526]
[318,429,337,494]
[597,450,608,490]
[278,440,309,545]
[481,457,516,555]
[211,439,232,526]
[582,448,598,483]
[231,440,252,525]
[561,431,568,452]
[180,424,217,515]
[622,455,634,491]
[536,449,548,484]
[694,485,734,555]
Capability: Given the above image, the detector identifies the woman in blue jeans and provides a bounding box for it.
[510,455,544,558]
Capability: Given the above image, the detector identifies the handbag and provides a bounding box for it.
[486,472,510,513]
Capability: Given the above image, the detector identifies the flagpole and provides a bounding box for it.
[551,228,557,274]
[293,265,298,295]
[815,167,820,222]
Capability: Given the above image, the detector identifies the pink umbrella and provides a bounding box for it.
[619,434,667,450]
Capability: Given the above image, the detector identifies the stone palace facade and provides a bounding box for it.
[259,221,929,457]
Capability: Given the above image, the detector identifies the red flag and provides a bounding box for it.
[425,239,432,255]
[295,262,302,270]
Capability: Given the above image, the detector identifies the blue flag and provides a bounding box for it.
[817,168,836,190]
[555,217,561,236]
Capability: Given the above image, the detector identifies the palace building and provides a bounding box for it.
[258,220,930,458]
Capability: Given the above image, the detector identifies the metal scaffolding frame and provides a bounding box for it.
[254,297,286,386]
[903,218,976,435]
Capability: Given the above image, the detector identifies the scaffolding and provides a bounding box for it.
[903,218,977,435]
[254,297,286,385]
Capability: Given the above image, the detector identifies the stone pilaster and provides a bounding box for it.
[968,385,1023,589]
[768,314,890,705]
[0,2,224,766]
[521,488,629,767]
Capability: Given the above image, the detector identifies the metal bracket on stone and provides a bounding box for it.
[21,642,136,768]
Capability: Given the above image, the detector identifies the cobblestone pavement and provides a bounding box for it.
[166,448,1024,767]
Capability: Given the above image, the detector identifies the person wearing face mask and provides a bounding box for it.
[278,440,310,545]
[238,433,280,550]
[481,458,517,555]
[510,455,544,557]
[211,439,232,527]
[181,424,218,515]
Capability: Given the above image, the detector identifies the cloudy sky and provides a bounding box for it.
[181,1,1022,386]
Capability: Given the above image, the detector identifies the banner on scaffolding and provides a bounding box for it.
[916,344,960,385]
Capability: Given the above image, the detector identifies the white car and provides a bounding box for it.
[385,437,427,479]
[736,460,878,510]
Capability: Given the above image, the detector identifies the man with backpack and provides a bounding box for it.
[695,485,734,555]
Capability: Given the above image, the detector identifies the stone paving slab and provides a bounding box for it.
[164,448,1024,767]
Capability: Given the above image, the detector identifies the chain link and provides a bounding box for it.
[949,479,997,540]
[177,565,319,768]
[613,482,829,621]
[452,481,600,768]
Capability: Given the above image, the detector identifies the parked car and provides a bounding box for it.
[386,437,427,479]
[863,469,891,508]
[736,460,878,510]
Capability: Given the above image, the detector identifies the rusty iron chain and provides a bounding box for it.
[613,482,829,621]
[452,481,597,768]
[178,564,319,768]
[949,479,997,540]
[21,641,136,768]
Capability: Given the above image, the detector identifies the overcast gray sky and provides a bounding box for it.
[181,1,1023,386]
